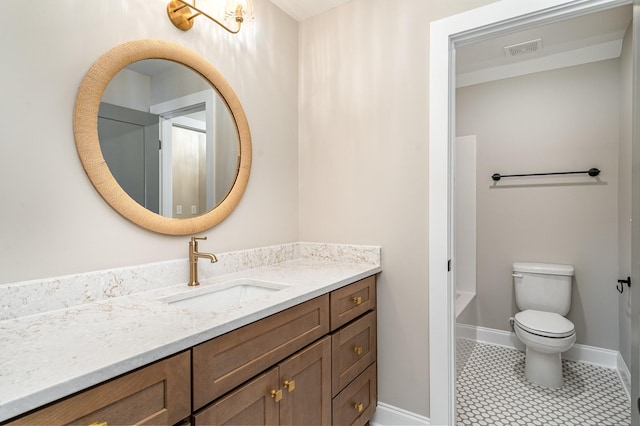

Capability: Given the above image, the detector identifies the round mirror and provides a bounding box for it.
[74,40,251,235]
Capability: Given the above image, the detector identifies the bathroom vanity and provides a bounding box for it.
[0,243,380,426]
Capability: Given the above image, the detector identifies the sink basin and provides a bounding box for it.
[162,279,289,313]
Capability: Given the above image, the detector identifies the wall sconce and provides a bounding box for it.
[167,0,254,34]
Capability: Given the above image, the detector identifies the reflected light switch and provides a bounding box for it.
[176,205,182,215]
[191,205,197,215]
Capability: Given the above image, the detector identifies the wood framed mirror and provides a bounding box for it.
[74,39,251,235]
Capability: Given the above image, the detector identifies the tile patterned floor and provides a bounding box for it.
[456,339,630,426]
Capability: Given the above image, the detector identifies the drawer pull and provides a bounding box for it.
[353,296,362,305]
[270,389,283,402]
[89,423,108,426]
[354,402,364,413]
[283,379,296,392]
[354,345,363,355]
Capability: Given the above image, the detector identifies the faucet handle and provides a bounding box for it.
[190,236,207,246]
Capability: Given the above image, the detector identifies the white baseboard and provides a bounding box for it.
[617,352,631,400]
[456,323,630,399]
[370,402,430,426]
[457,323,522,350]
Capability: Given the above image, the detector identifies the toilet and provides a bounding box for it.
[512,262,576,388]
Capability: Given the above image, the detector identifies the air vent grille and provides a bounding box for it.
[503,38,543,57]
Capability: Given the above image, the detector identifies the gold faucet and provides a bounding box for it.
[188,236,217,286]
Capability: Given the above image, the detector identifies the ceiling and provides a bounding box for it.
[269,0,352,21]
[266,2,631,86]
[456,5,632,87]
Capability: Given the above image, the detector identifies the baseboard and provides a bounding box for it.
[456,323,620,370]
[370,402,430,426]
[457,323,520,350]
[617,352,631,400]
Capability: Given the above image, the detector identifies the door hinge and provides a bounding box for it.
[448,259,452,272]
[158,140,162,150]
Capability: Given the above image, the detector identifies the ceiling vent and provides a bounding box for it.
[503,38,543,58]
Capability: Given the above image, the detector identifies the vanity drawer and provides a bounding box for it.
[330,276,376,331]
[6,352,190,426]
[332,362,377,426]
[331,311,377,397]
[192,294,330,410]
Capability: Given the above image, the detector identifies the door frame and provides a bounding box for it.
[151,89,216,217]
[428,0,633,424]
[631,1,639,424]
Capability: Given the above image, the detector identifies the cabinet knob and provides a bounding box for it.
[353,345,363,355]
[352,296,362,305]
[270,389,283,402]
[283,379,296,392]
[354,402,364,413]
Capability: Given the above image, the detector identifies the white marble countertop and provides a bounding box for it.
[0,243,381,422]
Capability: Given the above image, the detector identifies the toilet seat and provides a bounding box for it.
[515,309,574,338]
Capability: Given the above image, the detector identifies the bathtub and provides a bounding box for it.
[455,291,475,319]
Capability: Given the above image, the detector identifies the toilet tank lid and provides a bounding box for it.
[513,262,574,276]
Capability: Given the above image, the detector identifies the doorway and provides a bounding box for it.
[428,1,637,424]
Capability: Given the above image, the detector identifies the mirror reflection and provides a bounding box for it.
[98,59,239,218]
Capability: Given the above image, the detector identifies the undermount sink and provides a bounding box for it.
[162,279,290,313]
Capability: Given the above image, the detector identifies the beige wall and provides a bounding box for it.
[0,0,503,420]
[456,59,622,350]
[298,0,498,417]
[0,0,299,284]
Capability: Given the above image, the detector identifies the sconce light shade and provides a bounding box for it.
[225,0,255,26]
[167,0,253,34]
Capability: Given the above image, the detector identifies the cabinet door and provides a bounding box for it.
[279,336,331,426]
[193,368,280,426]
[7,352,191,426]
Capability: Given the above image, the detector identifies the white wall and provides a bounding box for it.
[102,68,151,111]
[455,136,477,298]
[0,0,299,284]
[456,59,622,350]
[298,0,498,417]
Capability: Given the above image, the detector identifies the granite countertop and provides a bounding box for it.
[0,243,382,423]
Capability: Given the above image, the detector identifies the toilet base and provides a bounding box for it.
[524,346,563,388]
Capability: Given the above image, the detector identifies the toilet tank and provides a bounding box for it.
[513,262,574,315]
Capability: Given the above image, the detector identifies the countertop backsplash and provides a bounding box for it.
[0,242,381,321]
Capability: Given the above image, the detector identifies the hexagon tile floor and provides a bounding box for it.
[456,339,630,426]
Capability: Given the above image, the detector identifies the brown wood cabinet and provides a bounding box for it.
[279,336,332,425]
[329,278,377,426]
[194,276,377,426]
[194,337,332,426]
[193,367,280,426]
[6,275,377,426]
[192,295,329,410]
[332,362,377,426]
[330,275,376,331]
[6,352,190,426]
[331,311,377,397]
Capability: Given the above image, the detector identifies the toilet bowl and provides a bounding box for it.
[514,309,575,388]
[512,262,575,388]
